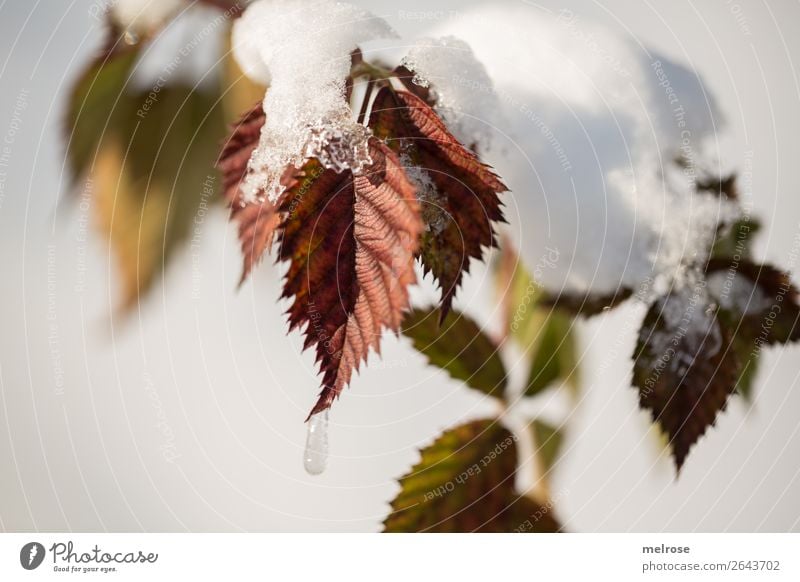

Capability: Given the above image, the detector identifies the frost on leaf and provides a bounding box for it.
[400,36,502,154]
[706,259,800,345]
[217,103,294,283]
[231,0,396,204]
[276,139,422,418]
[706,259,800,400]
[632,284,740,471]
[370,87,506,318]
[384,420,561,532]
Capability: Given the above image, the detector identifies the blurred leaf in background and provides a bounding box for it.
[401,308,507,398]
[493,239,581,398]
[65,16,256,310]
[384,420,561,533]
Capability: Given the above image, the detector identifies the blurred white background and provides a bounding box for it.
[0,0,799,532]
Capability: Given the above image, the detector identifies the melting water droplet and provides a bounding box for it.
[123,30,139,46]
[304,409,329,475]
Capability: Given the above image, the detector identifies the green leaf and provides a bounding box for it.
[66,26,227,310]
[384,419,561,532]
[402,308,507,398]
[531,419,564,474]
[524,311,579,397]
[66,33,141,184]
[492,238,544,348]
[711,217,761,260]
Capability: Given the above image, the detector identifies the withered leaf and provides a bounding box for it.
[632,286,741,471]
[277,138,423,418]
[370,87,506,318]
[217,102,287,283]
[706,259,800,400]
[706,258,800,345]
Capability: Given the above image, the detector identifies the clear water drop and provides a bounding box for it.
[123,30,139,46]
[303,409,329,475]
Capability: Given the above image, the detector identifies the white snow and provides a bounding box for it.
[227,0,741,299]
[399,153,446,235]
[645,279,722,375]
[111,0,183,34]
[707,271,770,315]
[231,0,397,203]
[421,5,739,299]
[401,36,503,155]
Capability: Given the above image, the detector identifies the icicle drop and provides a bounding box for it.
[123,30,139,46]
[303,409,329,475]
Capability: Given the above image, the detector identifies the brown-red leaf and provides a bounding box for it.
[632,286,741,471]
[706,258,800,345]
[217,103,302,284]
[277,138,423,417]
[369,87,506,318]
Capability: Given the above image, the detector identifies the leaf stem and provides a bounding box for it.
[356,78,376,125]
[350,61,394,81]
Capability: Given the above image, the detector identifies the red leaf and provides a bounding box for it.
[217,103,299,284]
[218,102,265,206]
[370,87,506,318]
[277,138,423,417]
